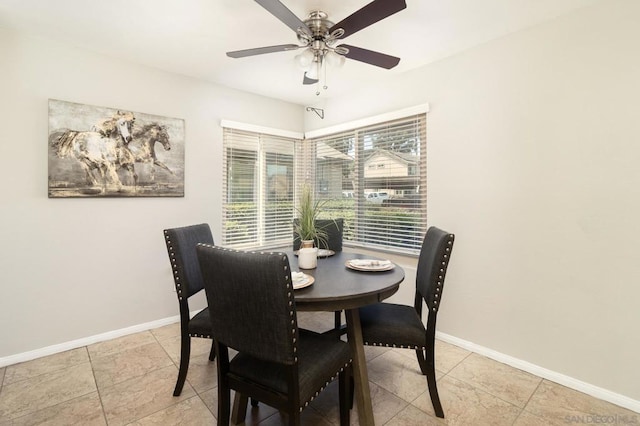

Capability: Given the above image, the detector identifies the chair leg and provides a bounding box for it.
[338,368,352,426]
[173,335,191,396]
[250,398,259,407]
[218,383,231,426]
[416,349,444,418]
[288,412,302,426]
[334,310,342,329]
[231,393,248,424]
[208,340,216,361]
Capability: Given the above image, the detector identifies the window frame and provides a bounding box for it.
[221,105,429,254]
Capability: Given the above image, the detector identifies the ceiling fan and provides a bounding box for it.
[226,0,407,93]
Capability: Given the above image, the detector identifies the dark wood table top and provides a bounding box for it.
[287,250,405,311]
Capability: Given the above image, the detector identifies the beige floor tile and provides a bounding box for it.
[157,334,214,365]
[386,403,443,425]
[128,395,214,425]
[366,349,436,403]
[184,352,218,393]
[258,407,333,426]
[513,409,557,425]
[350,385,407,426]
[149,322,181,342]
[312,379,409,426]
[88,331,157,360]
[524,380,640,426]
[100,365,195,426]
[91,342,174,389]
[3,326,635,426]
[434,340,472,373]
[412,376,522,425]
[391,347,449,378]
[4,348,89,385]
[364,344,392,362]
[389,339,470,377]
[0,362,96,420]
[448,353,541,407]
[11,392,106,426]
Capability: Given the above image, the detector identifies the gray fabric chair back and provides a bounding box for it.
[196,245,298,365]
[164,223,214,299]
[293,218,344,251]
[416,227,455,313]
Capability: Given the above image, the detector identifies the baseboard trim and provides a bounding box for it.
[0,315,180,368]
[436,331,640,414]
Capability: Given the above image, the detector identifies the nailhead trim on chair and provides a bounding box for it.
[299,361,352,412]
[164,231,185,301]
[432,234,454,313]
[364,342,426,350]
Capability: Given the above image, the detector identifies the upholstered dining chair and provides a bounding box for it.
[163,223,215,397]
[357,226,455,418]
[196,244,353,426]
[293,218,344,252]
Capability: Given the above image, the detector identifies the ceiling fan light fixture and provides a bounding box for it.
[306,60,320,80]
[325,50,346,68]
[294,48,314,69]
[226,0,407,96]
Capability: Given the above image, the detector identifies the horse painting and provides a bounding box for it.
[126,123,174,182]
[48,99,184,198]
[49,112,136,193]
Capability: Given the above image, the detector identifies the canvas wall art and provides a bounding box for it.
[48,99,185,197]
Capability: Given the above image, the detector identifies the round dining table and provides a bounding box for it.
[289,250,405,426]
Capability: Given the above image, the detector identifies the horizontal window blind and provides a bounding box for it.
[222,128,300,248]
[306,114,427,254]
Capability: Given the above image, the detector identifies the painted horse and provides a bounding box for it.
[126,123,174,182]
[49,112,135,192]
[92,110,135,143]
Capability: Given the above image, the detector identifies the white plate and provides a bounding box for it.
[345,259,395,272]
[293,249,335,258]
[292,273,315,290]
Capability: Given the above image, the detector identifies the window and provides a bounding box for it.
[222,128,301,248]
[305,113,427,254]
[222,108,427,255]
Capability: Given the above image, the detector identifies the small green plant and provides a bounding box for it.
[294,184,328,247]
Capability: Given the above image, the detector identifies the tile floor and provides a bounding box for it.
[0,312,637,425]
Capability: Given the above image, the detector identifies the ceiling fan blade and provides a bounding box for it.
[329,0,407,39]
[226,44,299,58]
[303,73,318,85]
[339,44,400,69]
[255,0,312,37]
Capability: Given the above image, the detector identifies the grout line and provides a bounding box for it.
[87,345,109,425]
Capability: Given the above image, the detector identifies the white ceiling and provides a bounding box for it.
[0,0,599,106]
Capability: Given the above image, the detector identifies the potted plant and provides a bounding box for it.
[294,184,328,249]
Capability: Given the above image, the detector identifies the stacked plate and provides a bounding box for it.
[291,271,315,289]
[346,259,395,272]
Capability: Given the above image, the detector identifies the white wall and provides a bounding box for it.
[0,28,303,358]
[308,0,640,405]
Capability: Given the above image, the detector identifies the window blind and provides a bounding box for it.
[222,128,300,248]
[306,114,427,254]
